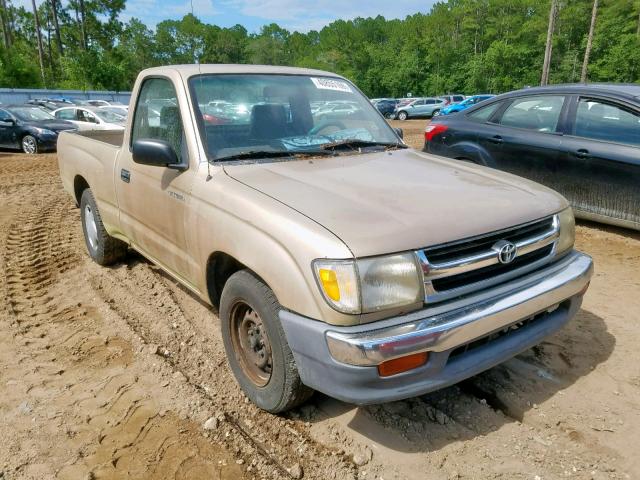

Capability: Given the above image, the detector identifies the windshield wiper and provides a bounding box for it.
[214,149,334,162]
[320,139,407,151]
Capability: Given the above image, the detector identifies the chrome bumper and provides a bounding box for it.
[326,251,593,366]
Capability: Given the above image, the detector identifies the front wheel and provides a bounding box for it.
[220,270,313,413]
[397,111,408,121]
[22,135,38,154]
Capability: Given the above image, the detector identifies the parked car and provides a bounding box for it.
[440,94,466,106]
[437,94,495,116]
[373,99,399,118]
[57,64,592,413]
[83,99,112,107]
[53,106,126,131]
[99,105,129,118]
[423,83,640,230]
[395,97,446,120]
[0,104,77,153]
[26,98,71,111]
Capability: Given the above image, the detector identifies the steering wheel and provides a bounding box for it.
[309,120,347,136]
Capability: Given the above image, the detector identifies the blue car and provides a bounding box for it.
[437,94,495,116]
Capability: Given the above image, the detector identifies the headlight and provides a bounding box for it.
[313,253,423,314]
[35,128,56,135]
[556,207,575,255]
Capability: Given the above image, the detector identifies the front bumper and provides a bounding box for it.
[280,251,593,405]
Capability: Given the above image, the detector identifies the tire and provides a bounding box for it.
[397,111,408,121]
[21,135,38,154]
[220,270,313,413]
[431,109,440,117]
[80,189,128,266]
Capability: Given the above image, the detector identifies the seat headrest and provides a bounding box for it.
[250,104,288,139]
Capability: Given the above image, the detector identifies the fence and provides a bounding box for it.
[0,88,131,106]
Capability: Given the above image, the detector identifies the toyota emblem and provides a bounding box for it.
[493,240,517,264]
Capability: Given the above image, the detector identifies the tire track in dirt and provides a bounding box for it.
[86,254,359,479]
[0,180,244,480]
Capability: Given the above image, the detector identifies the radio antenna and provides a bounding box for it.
[191,0,212,181]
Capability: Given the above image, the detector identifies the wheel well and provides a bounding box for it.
[206,252,245,308]
[73,175,90,206]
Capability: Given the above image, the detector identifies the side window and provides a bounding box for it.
[0,109,12,122]
[131,77,183,160]
[78,109,98,123]
[56,109,76,120]
[499,95,565,132]
[574,98,640,147]
[426,99,437,105]
[468,102,501,122]
[414,100,425,106]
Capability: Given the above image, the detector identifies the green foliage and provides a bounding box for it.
[0,0,639,95]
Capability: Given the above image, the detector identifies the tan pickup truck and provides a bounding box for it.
[58,65,593,413]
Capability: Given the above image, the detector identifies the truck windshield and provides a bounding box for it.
[189,74,400,161]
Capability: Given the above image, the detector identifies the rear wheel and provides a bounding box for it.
[80,189,128,266]
[21,135,38,154]
[398,111,408,121]
[431,109,440,117]
[220,270,313,413]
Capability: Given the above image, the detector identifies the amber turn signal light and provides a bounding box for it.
[377,352,429,377]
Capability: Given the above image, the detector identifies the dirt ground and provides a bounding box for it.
[1,146,639,480]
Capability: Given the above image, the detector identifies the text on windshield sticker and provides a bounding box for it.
[310,77,353,93]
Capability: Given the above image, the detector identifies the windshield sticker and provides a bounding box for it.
[310,77,352,93]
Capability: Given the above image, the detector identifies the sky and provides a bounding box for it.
[21,0,438,33]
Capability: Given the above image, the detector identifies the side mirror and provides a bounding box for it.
[132,138,186,170]
[394,128,404,139]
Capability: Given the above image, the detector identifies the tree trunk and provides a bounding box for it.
[0,0,12,48]
[79,0,87,50]
[581,0,598,82]
[31,0,47,86]
[49,0,63,55]
[45,2,53,67]
[541,0,558,86]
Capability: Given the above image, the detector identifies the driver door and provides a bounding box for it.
[115,76,199,284]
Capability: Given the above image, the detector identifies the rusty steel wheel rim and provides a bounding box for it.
[230,301,273,387]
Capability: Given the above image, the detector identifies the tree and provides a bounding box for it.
[31,0,46,86]
[581,0,599,82]
[541,0,558,86]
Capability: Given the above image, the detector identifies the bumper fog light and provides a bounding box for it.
[377,352,428,377]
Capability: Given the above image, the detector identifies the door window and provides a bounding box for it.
[499,95,565,132]
[0,109,12,122]
[574,98,640,147]
[425,99,437,105]
[131,77,183,160]
[55,109,76,120]
[468,102,501,122]
[78,109,98,123]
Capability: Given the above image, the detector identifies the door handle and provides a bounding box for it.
[120,169,131,183]
[489,135,503,144]
[574,149,591,159]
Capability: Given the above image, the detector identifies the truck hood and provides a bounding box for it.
[223,149,567,257]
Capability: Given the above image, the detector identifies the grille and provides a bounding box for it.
[417,215,559,303]
[425,216,555,265]
[432,244,553,292]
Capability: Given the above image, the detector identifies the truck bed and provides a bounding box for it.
[76,129,124,147]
